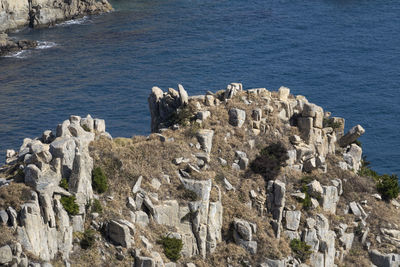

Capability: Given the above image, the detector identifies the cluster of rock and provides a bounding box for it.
[0,0,112,33]
[1,115,110,265]
[0,33,37,56]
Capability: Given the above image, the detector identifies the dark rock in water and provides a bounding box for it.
[0,33,37,57]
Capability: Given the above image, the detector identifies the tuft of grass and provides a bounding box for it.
[290,239,312,262]
[59,178,69,190]
[323,118,342,129]
[80,229,96,249]
[91,199,103,214]
[178,185,199,201]
[81,124,91,132]
[250,142,288,181]
[158,236,183,262]
[92,167,108,194]
[60,196,79,216]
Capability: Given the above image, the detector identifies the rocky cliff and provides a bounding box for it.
[0,0,112,32]
[0,83,399,267]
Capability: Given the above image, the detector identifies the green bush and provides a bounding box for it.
[81,124,91,132]
[250,142,288,181]
[166,106,194,127]
[377,174,399,201]
[60,196,79,215]
[92,167,108,193]
[322,118,342,129]
[80,229,96,249]
[158,236,183,262]
[59,178,69,190]
[290,239,312,262]
[91,199,103,214]
[302,191,312,210]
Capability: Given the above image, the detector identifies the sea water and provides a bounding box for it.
[0,0,399,175]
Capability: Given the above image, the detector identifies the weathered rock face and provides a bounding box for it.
[148,85,190,132]
[0,33,37,56]
[0,0,112,33]
[1,115,109,262]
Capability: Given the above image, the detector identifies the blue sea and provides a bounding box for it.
[0,0,399,175]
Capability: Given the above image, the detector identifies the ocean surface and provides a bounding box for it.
[0,0,399,175]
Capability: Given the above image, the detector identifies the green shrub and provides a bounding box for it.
[92,167,108,193]
[59,178,69,190]
[158,236,183,262]
[166,106,195,127]
[290,239,312,262]
[80,229,96,249]
[322,118,342,129]
[81,124,91,132]
[250,142,288,181]
[91,199,103,214]
[302,191,312,210]
[60,196,79,215]
[377,174,399,201]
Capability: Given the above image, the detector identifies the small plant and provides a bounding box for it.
[290,239,312,262]
[302,192,312,210]
[91,199,103,214]
[92,167,108,193]
[81,124,91,132]
[377,174,399,201]
[322,118,342,129]
[358,156,379,180]
[353,139,362,147]
[250,142,288,181]
[80,229,96,249]
[166,106,195,127]
[60,196,79,216]
[59,178,69,190]
[158,236,183,262]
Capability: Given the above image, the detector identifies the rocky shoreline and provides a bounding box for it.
[0,83,399,267]
[0,0,112,56]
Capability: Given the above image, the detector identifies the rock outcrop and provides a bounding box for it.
[0,0,112,33]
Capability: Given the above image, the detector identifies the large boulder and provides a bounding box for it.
[338,125,365,147]
[196,130,214,154]
[0,245,12,265]
[228,108,246,127]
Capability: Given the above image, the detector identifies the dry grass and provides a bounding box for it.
[0,182,31,211]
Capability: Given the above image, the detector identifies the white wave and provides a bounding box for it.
[56,16,91,27]
[36,41,57,49]
[3,50,30,59]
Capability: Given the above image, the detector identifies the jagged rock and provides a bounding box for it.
[307,180,323,197]
[228,108,246,127]
[349,202,362,218]
[225,83,243,99]
[343,144,363,172]
[134,211,149,227]
[7,206,17,228]
[196,129,214,154]
[369,250,400,267]
[107,220,132,248]
[127,197,136,211]
[285,210,301,231]
[260,258,286,267]
[267,180,286,238]
[178,84,189,106]
[278,86,290,101]
[321,186,339,214]
[303,157,317,172]
[0,245,12,265]
[132,176,143,194]
[233,218,257,254]
[135,255,155,267]
[338,125,365,147]
[223,177,235,191]
[339,233,354,251]
[0,210,8,225]
[331,179,343,196]
[49,137,76,178]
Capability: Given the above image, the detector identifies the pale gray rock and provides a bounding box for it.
[278,86,290,101]
[331,179,343,196]
[0,245,12,265]
[7,206,17,228]
[80,114,94,132]
[260,258,286,267]
[252,108,262,121]
[196,129,214,153]
[321,186,339,214]
[223,177,235,191]
[135,255,155,267]
[303,157,316,172]
[178,84,189,106]
[127,197,136,211]
[307,180,323,197]
[267,180,286,238]
[225,83,242,99]
[94,118,106,133]
[285,210,301,231]
[197,110,211,121]
[0,210,8,225]
[134,211,149,227]
[228,108,246,127]
[132,176,143,194]
[49,137,76,178]
[56,120,71,138]
[338,125,365,147]
[349,201,362,218]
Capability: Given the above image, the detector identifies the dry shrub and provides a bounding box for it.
[0,225,15,246]
[0,182,31,211]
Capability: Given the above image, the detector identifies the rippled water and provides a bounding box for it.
[0,0,399,175]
